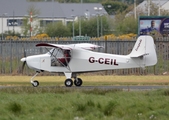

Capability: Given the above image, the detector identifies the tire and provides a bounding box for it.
[65,79,73,87]
[74,78,83,87]
[32,80,39,87]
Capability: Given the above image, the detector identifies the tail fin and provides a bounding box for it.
[129,35,157,66]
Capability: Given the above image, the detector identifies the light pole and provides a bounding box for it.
[134,0,136,19]
[158,0,161,16]
[79,0,83,36]
[1,13,7,40]
[79,15,81,36]
[13,10,15,36]
[147,0,150,16]
[4,13,9,34]
[2,15,3,39]
[100,14,103,36]
[94,7,102,38]
[71,15,75,38]
[100,13,107,37]
[5,13,9,34]
[30,12,33,37]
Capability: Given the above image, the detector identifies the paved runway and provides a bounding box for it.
[0,85,169,91]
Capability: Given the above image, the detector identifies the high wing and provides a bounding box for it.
[36,43,72,50]
[36,43,103,51]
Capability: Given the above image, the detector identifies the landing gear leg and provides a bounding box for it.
[31,72,40,87]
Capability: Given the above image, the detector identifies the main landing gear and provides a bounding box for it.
[64,72,83,87]
[64,77,83,87]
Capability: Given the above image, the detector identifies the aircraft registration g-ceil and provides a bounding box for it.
[21,35,157,87]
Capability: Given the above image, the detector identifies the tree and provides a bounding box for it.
[112,12,138,35]
[45,22,71,37]
[67,15,112,37]
[21,5,40,36]
[81,17,98,37]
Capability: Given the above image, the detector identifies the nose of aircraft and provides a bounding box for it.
[21,57,26,62]
[21,55,41,70]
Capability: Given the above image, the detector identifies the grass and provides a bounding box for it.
[0,75,169,119]
[0,75,169,86]
[0,87,169,120]
[0,75,168,119]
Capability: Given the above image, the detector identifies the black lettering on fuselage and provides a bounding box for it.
[88,57,119,66]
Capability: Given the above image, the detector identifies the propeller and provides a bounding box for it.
[21,48,27,74]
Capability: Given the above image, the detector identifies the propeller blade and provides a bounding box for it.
[21,48,27,74]
[21,61,26,74]
[24,48,26,57]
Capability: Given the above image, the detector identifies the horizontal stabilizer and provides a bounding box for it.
[130,53,148,58]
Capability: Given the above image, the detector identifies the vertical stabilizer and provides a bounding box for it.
[129,35,157,66]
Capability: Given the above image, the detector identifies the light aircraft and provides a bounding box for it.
[21,35,157,87]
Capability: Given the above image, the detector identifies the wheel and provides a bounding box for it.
[65,79,73,87]
[32,80,39,87]
[74,78,83,87]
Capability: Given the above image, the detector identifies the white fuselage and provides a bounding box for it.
[26,48,145,73]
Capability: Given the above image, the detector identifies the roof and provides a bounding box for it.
[0,0,63,17]
[0,0,107,18]
[60,3,106,18]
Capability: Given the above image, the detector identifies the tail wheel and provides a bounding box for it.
[74,78,83,87]
[32,80,39,87]
[65,79,73,87]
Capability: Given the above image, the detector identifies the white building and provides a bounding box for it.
[0,0,107,36]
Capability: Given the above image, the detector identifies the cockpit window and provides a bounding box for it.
[49,48,71,67]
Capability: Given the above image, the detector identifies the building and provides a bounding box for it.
[0,0,107,36]
[126,0,169,17]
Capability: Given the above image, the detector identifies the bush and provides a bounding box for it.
[8,102,22,114]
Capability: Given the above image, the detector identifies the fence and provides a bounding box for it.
[0,38,169,75]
